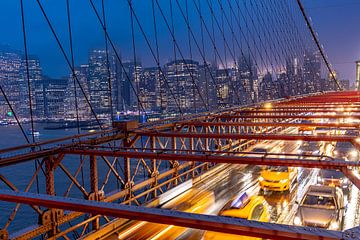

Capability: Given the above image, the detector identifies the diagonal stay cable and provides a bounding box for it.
[149,0,209,112]
[35,0,104,130]
[88,0,178,115]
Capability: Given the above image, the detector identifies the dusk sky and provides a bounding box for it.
[303,0,360,83]
[0,0,359,83]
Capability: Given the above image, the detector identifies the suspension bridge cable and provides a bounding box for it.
[101,0,115,123]
[173,0,223,108]
[296,0,341,91]
[191,0,242,104]
[152,0,209,112]
[66,0,85,189]
[129,0,142,120]
[65,0,80,135]
[150,0,165,113]
[0,85,30,143]
[184,0,198,112]
[21,0,41,197]
[88,0,150,116]
[119,0,183,114]
[20,0,35,143]
[35,0,104,130]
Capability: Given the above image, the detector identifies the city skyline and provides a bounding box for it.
[0,45,345,120]
[0,0,358,82]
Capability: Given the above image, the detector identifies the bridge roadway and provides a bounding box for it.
[87,130,360,240]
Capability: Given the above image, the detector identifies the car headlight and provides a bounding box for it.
[280,179,288,184]
[259,176,264,182]
[329,221,339,230]
[349,150,358,157]
[317,176,323,183]
[342,178,349,185]
[294,216,302,226]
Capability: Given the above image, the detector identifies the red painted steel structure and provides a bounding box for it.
[1,91,360,239]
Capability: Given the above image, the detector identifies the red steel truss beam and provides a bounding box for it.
[135,132,356,143]
[62,149,360,170]
[216,114,359,119]
[0,189,343,240]
[238,109,360,114]
[182,121,360,128]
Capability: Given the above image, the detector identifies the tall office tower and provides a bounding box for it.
[215,68,231,108]
[43,77,68,119]
[117,61,142,112]
[165,59,199,113]
[324,71,338,91]
[88,49,116,116]
[142,67,159,111]
[238,55,258,104]
[199,63,217,110]
[155,70,167,113]
[19,56,44,119]
[303,50,321,93]
[356,60,360,90]
[286,57,303,96]
[0,48,22,117]
[259,72,279,101]
[64,64,91,120]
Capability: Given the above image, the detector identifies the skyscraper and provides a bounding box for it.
[199,63,217,110]
[64,64,91,119]
[238,55,258,103]
[0,48,22,117]
[19,55,44,119]
[142,67,159,111]
[117,61,142,111]
[88,49,116,115]
[165,59,199,112]
[303,50,321,93]
[43,77,68,119]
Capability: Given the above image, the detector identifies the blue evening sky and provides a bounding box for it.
[0,0,359,82]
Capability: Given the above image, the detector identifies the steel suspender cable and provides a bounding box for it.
[124,2,183,114]
[20,0,41,197]
[296,0,342,91]
[129,0,140,119]
[66,0,80,135]
[154,0,208,112]
[36,0,104,130]
[101,0,114,123]
[66,0,85,189]
[175,0,223,109]
[20,0,35,144]
[0,85,30,143]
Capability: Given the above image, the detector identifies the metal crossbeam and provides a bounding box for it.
[0,189,343,240]
[63,149,359,169]
[135,132,356,142]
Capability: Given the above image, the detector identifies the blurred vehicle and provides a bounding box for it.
[298,120,315,134]
[298,141,321,155]
[251,147,268,154]
[317,170,350,191]
[333,141,359,161]
[315,127,335,136]
[258,166,297,192]
[345,129,359,136]
[117,189,215,239]
[203,192,269,240]
[293,185,345,230]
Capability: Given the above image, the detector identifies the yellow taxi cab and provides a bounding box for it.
[259,166,297,192]
[203,193,269,240]
[117,189,215,239]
